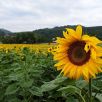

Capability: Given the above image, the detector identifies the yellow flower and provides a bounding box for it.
[53,25,102,80]
[48,48,52,52]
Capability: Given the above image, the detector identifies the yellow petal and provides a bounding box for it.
[54,53,67,57]
[56,65,63,71]
[84,43,90,52]
[54,58,69,67]
[82,35,90,42]
[88,62,97,78]
[56,47,68,52]
[63,31,69,39]
[90,36,102,44]
[91,48,96,59]
[97,67,102,72]
[95,58,102,64]
[82,35,102,44]
[76,25,82,39]
[66,28,79,40]
[56,37,69,45]
[68,67,76,78]
[82,67,89,80]
[96,46,102,57]
[76,68,82,79]
[63,64,72,76]
[54,53,68,60]
[61,63,70,73]
[55,45,68,52]
[88,60,98,74]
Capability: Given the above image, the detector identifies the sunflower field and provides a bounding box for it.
[0,43,101,102]
[0,30,102,102]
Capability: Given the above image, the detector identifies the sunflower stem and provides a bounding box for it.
[89,78,92,102]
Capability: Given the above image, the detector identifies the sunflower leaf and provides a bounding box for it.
[58,85,86,102]
[66,96,79,102]
[29,86,43,96]
[5,84,19,95]
[41,75,68,92]
[57,85,81,95]
[76,80,88,89]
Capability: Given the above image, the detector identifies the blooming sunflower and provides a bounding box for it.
[54,25,102,80]
[48,48,52,52]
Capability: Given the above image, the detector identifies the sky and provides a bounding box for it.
[0,0,102,32]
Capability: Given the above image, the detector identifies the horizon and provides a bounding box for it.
[1,24,102,33]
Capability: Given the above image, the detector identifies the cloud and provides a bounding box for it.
[0,0,102,32]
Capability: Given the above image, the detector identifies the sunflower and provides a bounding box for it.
[48,47,52,52]
[53,25,102,80]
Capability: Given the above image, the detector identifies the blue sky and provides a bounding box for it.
[0,0,102,32]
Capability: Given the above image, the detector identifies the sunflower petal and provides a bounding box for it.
[54,58,69,67]
[63,31,69,39]
[76,25,82,39]
[82,35,102,44]
[54,53,68,60]
[63,64,72,76]
[96,46,102,57]
[96,58,102,64]
[82,67,89,80]
[82,35,90,42]
[61,63,70,73]
[68,67,76,78]
[90,36,102,44]
[84,43,90,52]
[66,28,79,40]
[56,37,69,45]
[91,48,96,59]
[76,68,82,79]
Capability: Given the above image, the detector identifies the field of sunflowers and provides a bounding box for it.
[0,43,54,53]
[0,26,102,102]
[0,43,101,102]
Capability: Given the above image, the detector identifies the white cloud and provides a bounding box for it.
[0,0,102,32]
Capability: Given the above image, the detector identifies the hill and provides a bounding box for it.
[0,29,13,36]
[33,25,102,40]
[0,25,102,43]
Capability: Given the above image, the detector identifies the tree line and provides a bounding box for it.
[0,25,102,44]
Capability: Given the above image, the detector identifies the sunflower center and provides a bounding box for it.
[68,41,90,66]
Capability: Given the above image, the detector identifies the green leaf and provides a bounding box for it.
[92,85,100,91]
[29,86,43,96]
[41,82,58,92]
[58,85,86,102]
[5,84,19,95]
[8,98,20,102]
[66,97,78,102]
[76,80,88,89]
[20,79,33,88]
[41,76,68,92]
[57,85,80,94]
[93,92,102,102]
[53,76,67,84]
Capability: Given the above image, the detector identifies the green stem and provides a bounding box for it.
[89,78,92,102]
[79,94,86,102]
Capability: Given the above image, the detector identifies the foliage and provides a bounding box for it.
[0,48,57,102]
[0,47,102,102]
